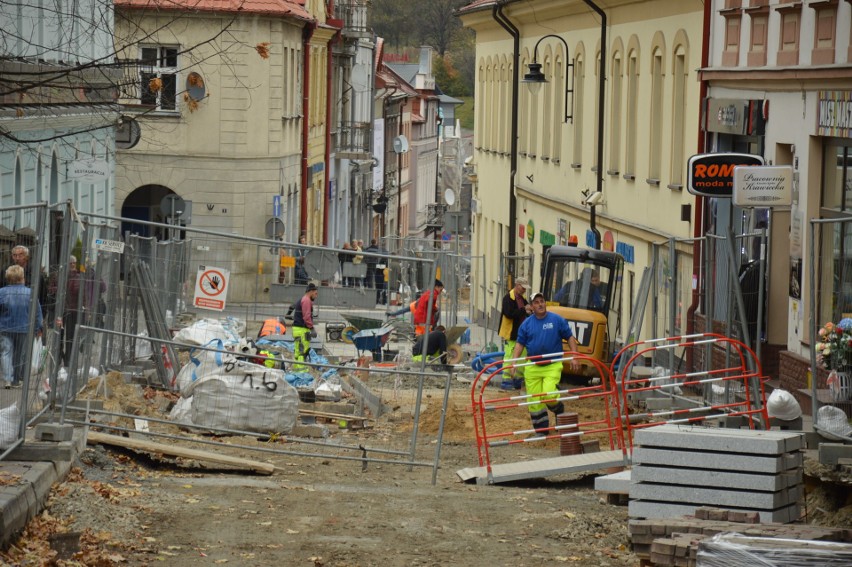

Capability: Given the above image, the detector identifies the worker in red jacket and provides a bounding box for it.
[413,279,443,336]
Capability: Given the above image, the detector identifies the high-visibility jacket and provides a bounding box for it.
[258,318,285,337]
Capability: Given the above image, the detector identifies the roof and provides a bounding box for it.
[457,0,506,15]
[438,93,464,105]
[386,63,419,85]
[114,0,311,19]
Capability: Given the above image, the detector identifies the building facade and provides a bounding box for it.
[459,0,704,337]
[0,0,118,240]
[701,0,852,398]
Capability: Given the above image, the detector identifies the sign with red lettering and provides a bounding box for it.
[193,266,230,311]
[687,153,764,198]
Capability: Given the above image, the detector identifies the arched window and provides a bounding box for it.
[609,42,623,176]
[648,42,665,184]
[519,52,530,154]
[670,39,688,188]
[542,48,553,159]
[477,59,486,146]
[625,45,639,180]
[552,44,565,163]
[572,50,585,168]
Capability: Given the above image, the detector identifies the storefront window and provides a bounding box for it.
[822,143,851,211]
[820,140,852,324]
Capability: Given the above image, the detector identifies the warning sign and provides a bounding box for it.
[193,266,230,311]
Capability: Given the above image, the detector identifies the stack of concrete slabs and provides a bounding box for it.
[629,425,804,523]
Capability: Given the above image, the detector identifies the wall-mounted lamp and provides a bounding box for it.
[522,34,574,123]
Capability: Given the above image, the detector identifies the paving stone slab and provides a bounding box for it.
[630,482,801,509]
[594,469,632,493]
[632,466,801,492]
[634,425,804,454]
[628,500,800,523]
[632,447,801,473]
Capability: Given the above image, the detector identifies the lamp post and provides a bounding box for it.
[522,2,606,250]
[521,34,573,123]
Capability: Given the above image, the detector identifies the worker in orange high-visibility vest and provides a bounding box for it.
[413,279,443,336]
[258,317,286,338]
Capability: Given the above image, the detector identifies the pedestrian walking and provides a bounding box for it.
[0,265,43,388]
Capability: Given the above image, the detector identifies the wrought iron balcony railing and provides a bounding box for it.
[333,121,372,156]
[334,0,371,38]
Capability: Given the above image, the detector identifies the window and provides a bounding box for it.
[812,1,838,65]
[572,53,584,168]
[669,48,687,188]
[746,3,769,67]
[140,46,178,111]
[647,48,663,185]
[608,52,622,176]
[542,51,553,159]
[775,4,802,66]
[625,50,638,180]
[551,46,565,162]
[819,141,852,325]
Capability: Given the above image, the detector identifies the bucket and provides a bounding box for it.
[557,412,581,456]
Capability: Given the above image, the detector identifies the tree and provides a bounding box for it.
[416,0,469,57]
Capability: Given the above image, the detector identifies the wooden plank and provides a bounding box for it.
[86,431,275,475]
[298,409,374,421]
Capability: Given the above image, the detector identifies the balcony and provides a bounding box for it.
[334,0,372,40]
[333,121,372,158]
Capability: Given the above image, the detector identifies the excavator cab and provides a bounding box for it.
[542,246,624,379]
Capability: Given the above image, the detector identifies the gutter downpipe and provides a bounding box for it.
[583,0,605,249]
[324,22,341,245]
[301,22,317,237]
[493,2,519,258]
[686,0,712,339]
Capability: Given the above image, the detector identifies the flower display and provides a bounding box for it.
[816,318,852,371]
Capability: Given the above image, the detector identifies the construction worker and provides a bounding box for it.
[506,291,579,435]
[413,279,443,336]
[257,317,286,338]
[291,282,318,370]
[412,326,447,364]
[498,276,531,391]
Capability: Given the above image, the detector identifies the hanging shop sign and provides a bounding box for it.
[687,153,765,197]
[733,165,793,207]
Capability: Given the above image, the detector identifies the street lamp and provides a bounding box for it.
[522,34,573,123]
[521,3,606,250]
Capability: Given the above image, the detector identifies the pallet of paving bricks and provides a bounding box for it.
[628,425,805,523]
[629,514,851,566]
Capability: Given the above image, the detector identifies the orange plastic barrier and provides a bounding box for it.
[610,333,769,451]
[470,351,626,475]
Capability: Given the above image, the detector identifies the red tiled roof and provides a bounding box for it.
[114,0,311,20]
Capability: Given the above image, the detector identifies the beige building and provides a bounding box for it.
[459,0,704,338]
[113,0,318,300]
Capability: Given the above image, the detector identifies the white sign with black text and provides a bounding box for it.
[733,166,793,207]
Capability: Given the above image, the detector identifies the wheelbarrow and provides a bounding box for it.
[352,323,396,361]
[340,313,386,344]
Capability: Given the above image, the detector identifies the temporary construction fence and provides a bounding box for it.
[462,332,769,484]
[808,216,852,432]
[379,235,481,330]
[0,206,468,482]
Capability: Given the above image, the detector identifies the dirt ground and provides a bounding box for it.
[2,370,850,567]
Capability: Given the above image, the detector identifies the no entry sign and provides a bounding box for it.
[194,265,230,311]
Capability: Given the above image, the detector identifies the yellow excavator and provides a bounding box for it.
[541,246,624,381]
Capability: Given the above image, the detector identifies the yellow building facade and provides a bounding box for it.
[460,0,704,339]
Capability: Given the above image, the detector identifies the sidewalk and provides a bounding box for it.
[0,424,86,548]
